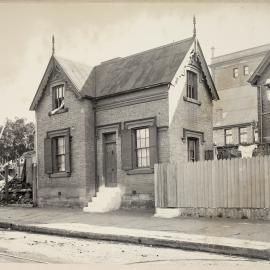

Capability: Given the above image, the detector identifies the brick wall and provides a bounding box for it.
[257,67,270,143]
[96,86,169,208]
[211,55,261,146]
[35,71,95,207]
[168,71,214,163]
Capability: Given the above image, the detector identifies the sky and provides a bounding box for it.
[0,1,270,125]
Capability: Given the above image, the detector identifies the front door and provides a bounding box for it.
[104,133,117,187]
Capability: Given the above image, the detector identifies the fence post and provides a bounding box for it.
[32,163,37,207]
[4,165,8,201]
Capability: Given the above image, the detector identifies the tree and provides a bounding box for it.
[0,118,35,162]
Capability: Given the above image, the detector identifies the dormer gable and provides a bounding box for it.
[30,56,92,111]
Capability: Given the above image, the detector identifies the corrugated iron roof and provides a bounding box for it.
[55,56,93,91]
[81,37,195,97]
[30,36,219,110]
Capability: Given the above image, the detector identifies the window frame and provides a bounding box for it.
[52,84,65,110]
[48,82,68,116]
[243,65,249,76]
[55,136,66,172]
[45,128,71,178]
[187,137,199,162]
[122,117,157,174]
[233,68,239,78]
[134,127,150,168]
[239,127,248,144]
[186,70,198,100]
[225,128,233,145]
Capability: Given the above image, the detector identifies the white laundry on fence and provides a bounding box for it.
[238,144,257,158]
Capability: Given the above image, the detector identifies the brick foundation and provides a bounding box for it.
[156,207,270,220]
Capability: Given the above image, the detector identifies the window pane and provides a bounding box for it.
[145,128,149,138]
[225,129,233,144]
[57,137,65,154]
[136,139,141,148]
[187,71,197,99]
[140,138,146,148]
[141,148,147,158]
[141,157,146,167]
[244,66,249,75]
[137,149,142,159]
[145,138,149,147]
[57,155,65,172]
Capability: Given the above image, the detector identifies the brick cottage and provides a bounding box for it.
[30,34,218,211]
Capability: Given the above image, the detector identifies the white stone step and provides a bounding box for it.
[83,186,121,213]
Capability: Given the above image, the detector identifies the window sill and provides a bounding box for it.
[49,172,71,178]
[183,96,201,106]
[127,168,154,175]
[48,108,69,116]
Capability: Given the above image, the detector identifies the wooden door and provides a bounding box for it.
[104,134,117,187]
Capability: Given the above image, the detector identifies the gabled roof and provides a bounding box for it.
[248,50,270,86]
[55,56,93,91]
[30,36,218,110]
[196,41,219,100]
[30,56,93,110]
[81,37,195,97]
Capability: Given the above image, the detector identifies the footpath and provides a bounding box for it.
[0,206,269,260]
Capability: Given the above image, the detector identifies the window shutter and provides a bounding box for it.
[149,125,158,169]
[65,133,71,173]
[44,138,52,174]
[121,129,133,170]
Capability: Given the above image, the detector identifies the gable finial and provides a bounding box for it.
[52,35,55,56]
[193,15,196,37]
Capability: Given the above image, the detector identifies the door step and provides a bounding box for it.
[83,186,121,213]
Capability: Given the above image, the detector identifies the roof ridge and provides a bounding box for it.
[99,36,194,66]
[212,43,270,60]
[54,55,92,69]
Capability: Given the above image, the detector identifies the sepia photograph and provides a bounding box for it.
[0,0,270,268]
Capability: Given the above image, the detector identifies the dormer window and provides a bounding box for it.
[186,70,198,100]
[53,84,65,110]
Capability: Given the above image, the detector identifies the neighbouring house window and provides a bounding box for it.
[53,84,65,109]
[239,127,248,144]
[135,128,150,168]
[243,66,249,76]
[225,129,233,145]
[55,137,66,172]
[233,68,239,78]
[44,128,71,176]
[187,137,199,162]
[186,70,198,99]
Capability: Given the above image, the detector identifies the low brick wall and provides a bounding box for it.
[121,193,154,209]
[156,207,270,220]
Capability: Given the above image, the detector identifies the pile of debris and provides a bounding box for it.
[0,175,32,205]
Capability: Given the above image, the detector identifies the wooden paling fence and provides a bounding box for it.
[154,156,270,209]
